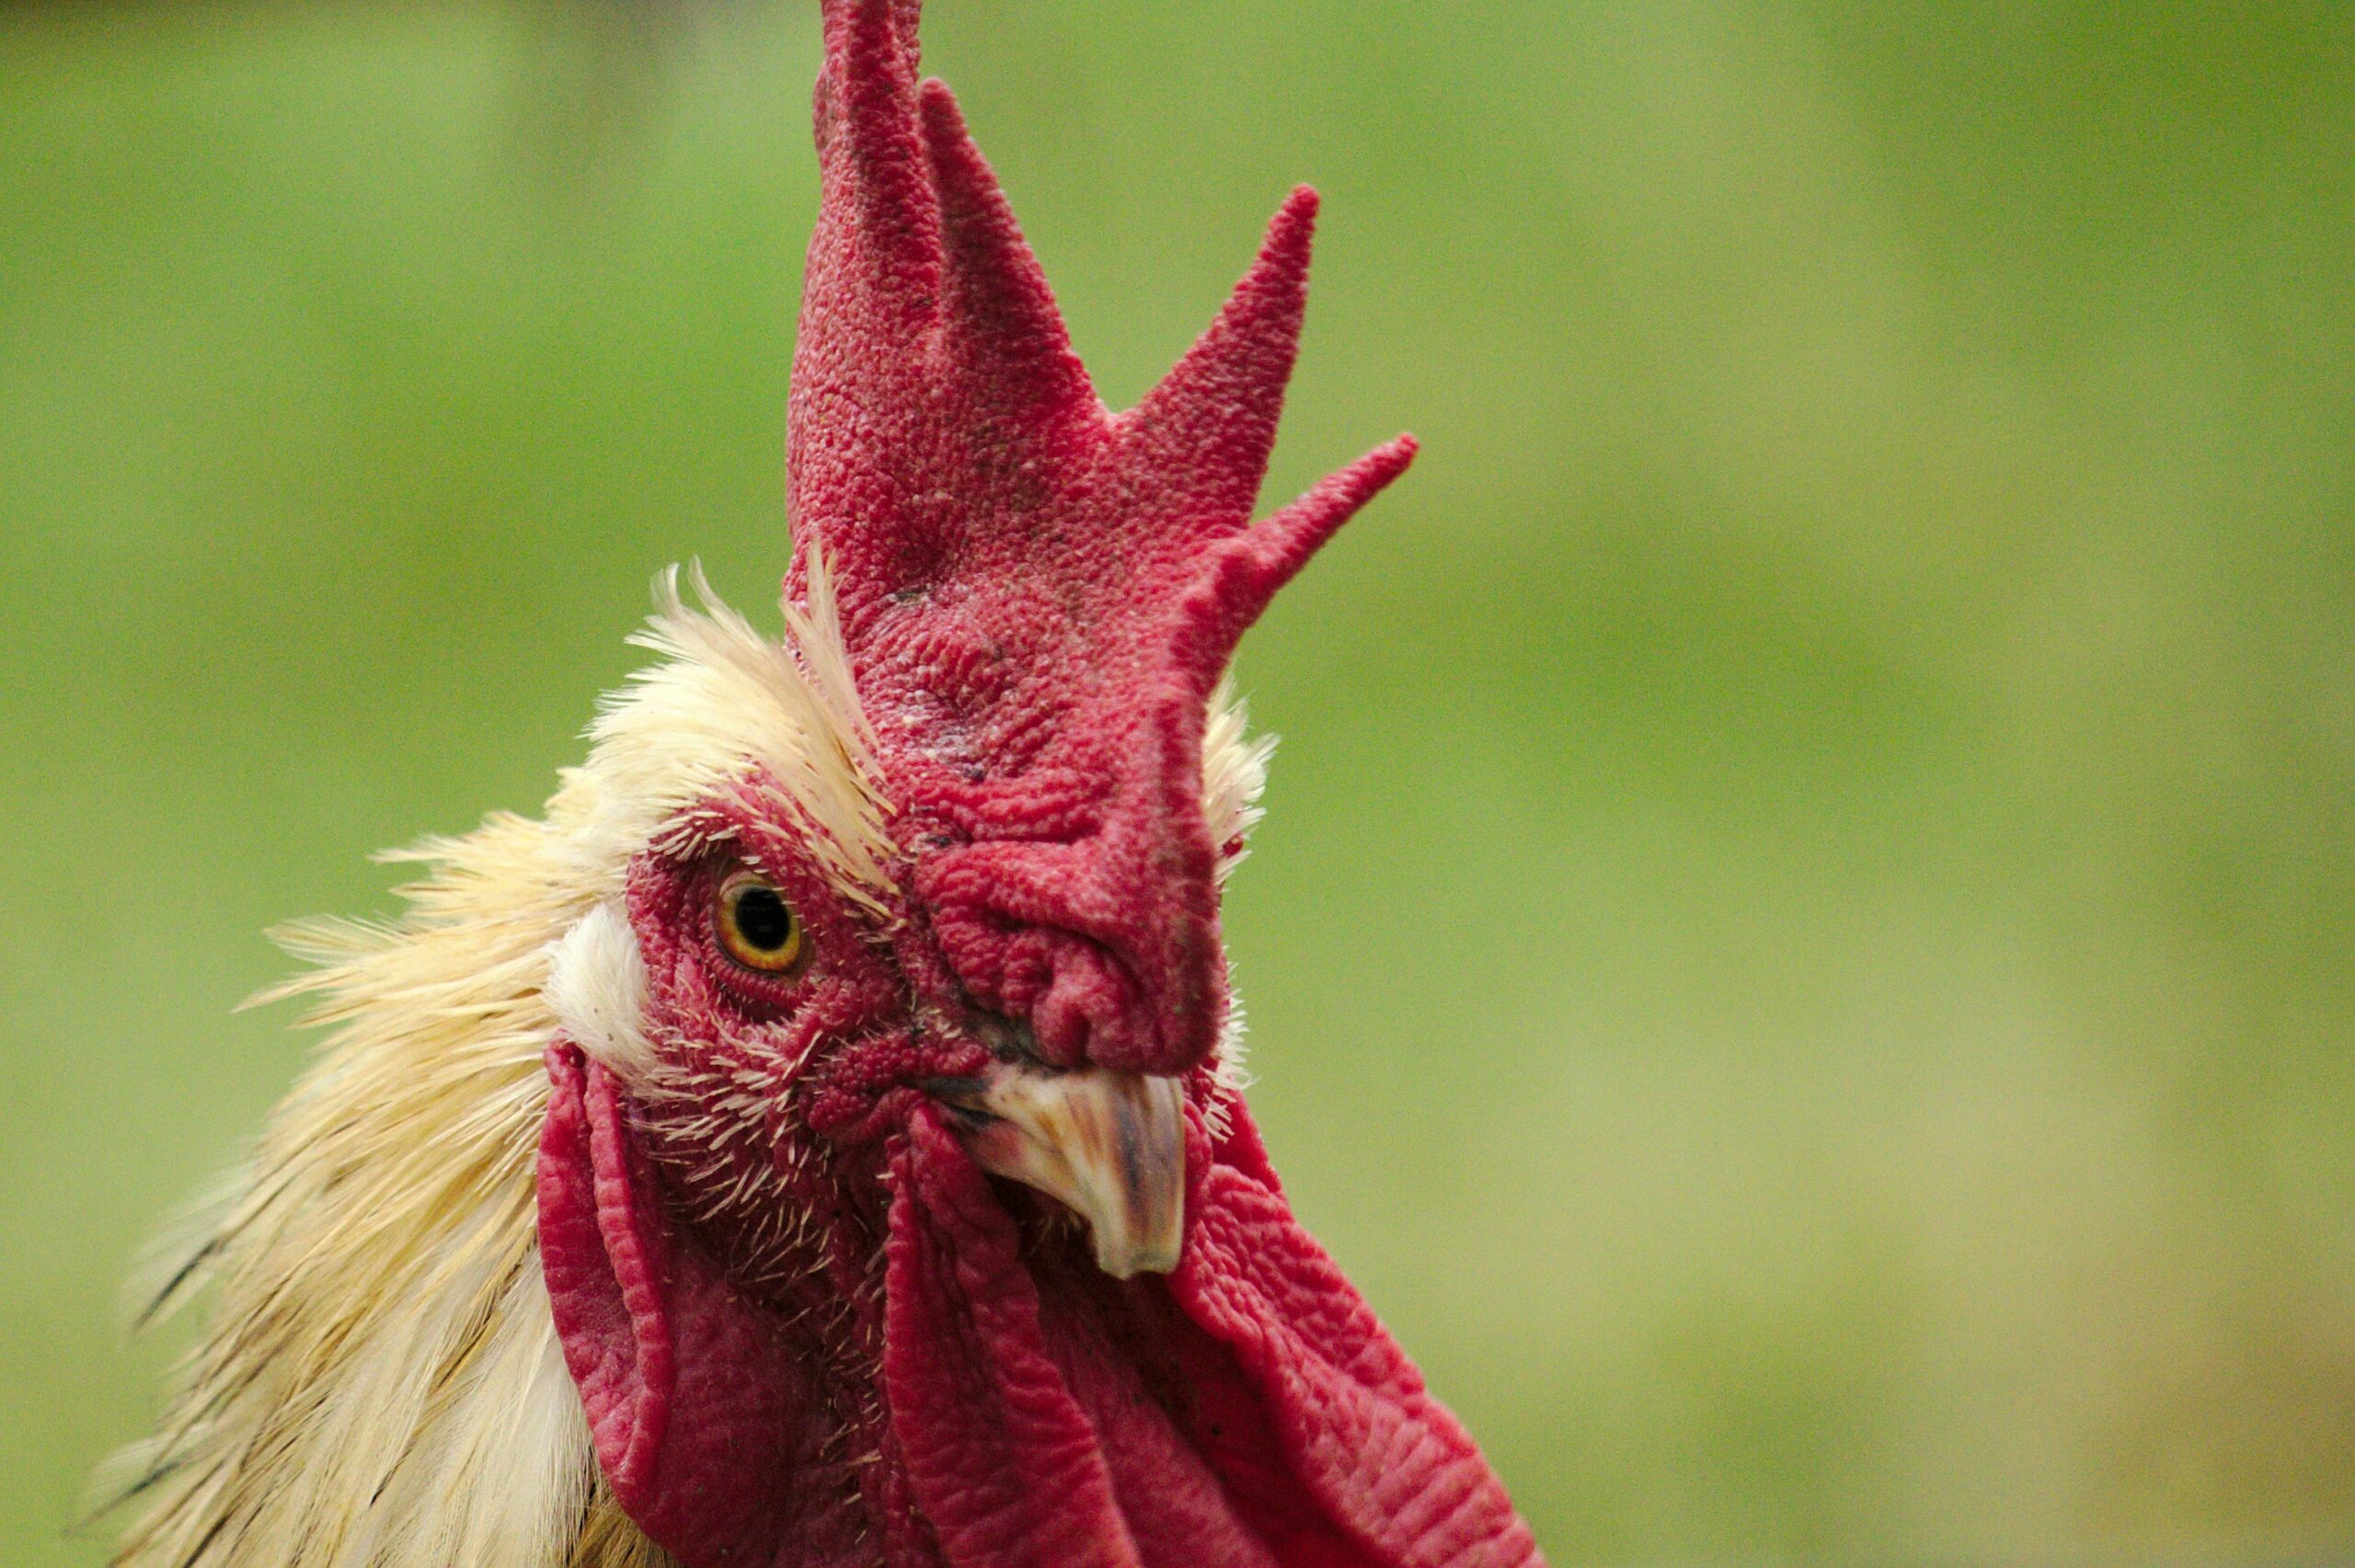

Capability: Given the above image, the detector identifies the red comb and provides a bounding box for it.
[786,0,1414,1075]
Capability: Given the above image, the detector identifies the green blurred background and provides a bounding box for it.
[4,2,2351,1562]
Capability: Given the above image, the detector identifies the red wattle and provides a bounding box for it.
[1169,1105,1544,1568]
[540,1044,872,1568]
[545,1049,1540,1567]
[885,1104,1541,1567]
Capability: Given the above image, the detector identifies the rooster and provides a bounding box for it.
[108,4,1540,1565]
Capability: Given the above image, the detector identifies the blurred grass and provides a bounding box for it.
[3,2,2352,1563]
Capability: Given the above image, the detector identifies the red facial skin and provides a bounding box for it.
[537,2,1543,1564]
[540,818,1541,1567]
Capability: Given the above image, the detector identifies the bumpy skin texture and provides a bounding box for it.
[787,0,1414,1076]
[539,2,1541,1564]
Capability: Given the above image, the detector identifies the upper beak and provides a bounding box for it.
[936,1063,1188,1278]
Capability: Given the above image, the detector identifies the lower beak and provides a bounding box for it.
[939,1064,1188,1279]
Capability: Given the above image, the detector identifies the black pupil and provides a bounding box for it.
[732,886,795,952]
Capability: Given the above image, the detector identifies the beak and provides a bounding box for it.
[936,1064,1188,1278]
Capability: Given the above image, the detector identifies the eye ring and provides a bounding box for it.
[714,868,808,977]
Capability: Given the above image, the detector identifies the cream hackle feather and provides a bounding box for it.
[103,560,1272,1568]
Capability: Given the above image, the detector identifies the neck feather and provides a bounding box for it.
[106,790,671,1568]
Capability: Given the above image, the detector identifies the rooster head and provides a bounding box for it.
[532,5,1538,1566]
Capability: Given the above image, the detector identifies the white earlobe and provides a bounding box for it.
[547,902,661,1083]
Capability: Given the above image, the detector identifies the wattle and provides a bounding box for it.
[540,1045,1540,1568]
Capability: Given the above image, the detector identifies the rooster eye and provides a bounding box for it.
[715,869,807,975]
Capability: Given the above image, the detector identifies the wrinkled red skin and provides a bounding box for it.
[542,1031,1543,1568]
[539,1,1542,1564]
